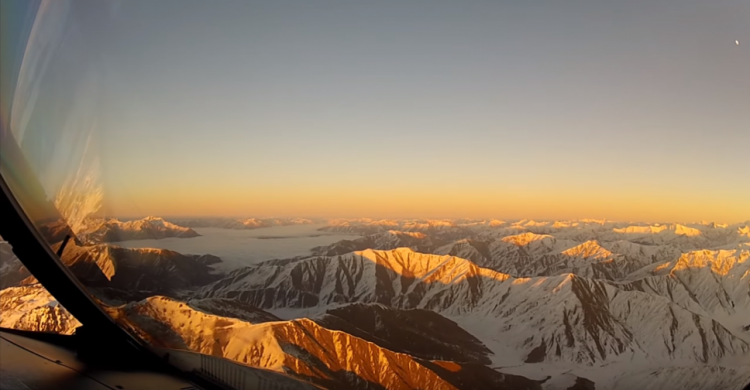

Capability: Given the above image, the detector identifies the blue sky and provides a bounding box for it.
[7,0,750,221]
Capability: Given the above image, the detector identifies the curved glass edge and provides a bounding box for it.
[0,4,326,389]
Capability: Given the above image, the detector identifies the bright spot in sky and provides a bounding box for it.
[737,40,741,45]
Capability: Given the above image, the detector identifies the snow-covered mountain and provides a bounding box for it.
[320,219,750,250]
[618,248,750,342]
[0,284,81,334]
[76,216,200,243]
[167,217,318,230]
[105,295,547,390]
[318,220,750,283]
[196,248,749,367]
[438,235,684,280]
[311,230,432,256]
[319,219,475,240]
[1,219,749,390]
[16,241,224,296]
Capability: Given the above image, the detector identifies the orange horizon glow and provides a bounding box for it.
[98,183,750,224]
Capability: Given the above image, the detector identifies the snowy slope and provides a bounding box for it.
[106,295,546,390]
[2,219,749,390]
[618,248,750,342]
[0,284,80,334]
[198,248,749,367]
[77,216,200,243]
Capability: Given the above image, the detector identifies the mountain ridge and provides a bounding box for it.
[197,248,749,367]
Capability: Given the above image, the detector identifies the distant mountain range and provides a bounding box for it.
[73,216,200,243]
[166,217,319,230]
[1,218,749,390]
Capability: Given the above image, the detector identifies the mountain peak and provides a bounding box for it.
[75,216,199,243]
[561,240,613,259]
[673,224,702,237]
[671,248,749,276]
[386,230,427,239]
[355,248,506,284]
[738,226,750,237]
[501,232,554,246]
[613,225,668,234]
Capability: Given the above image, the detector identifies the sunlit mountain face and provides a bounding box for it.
[2,217,749,390]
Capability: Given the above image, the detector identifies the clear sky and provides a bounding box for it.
[8,0,750,222]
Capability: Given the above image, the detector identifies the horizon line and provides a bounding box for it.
[92,214,750,226]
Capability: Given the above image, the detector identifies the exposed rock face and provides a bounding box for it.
[314,303,493,364]
[6,239,224,301]
[49,242,223,294]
